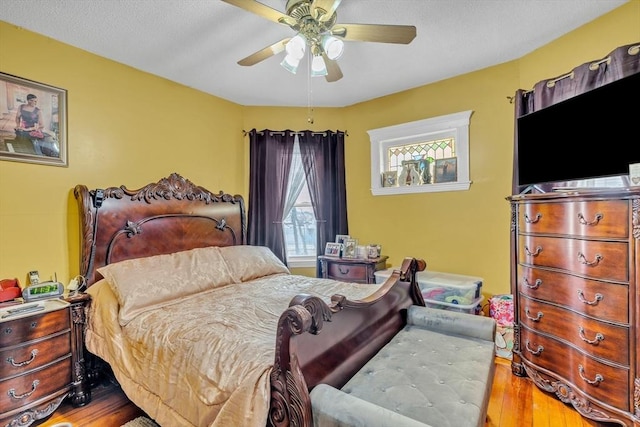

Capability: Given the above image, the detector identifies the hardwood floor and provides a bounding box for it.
[32,357,617,427]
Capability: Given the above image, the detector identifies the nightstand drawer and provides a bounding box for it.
[1,309,70,347]
[327,263,367,281]
[0,332,71,380]
[0,357,71,413]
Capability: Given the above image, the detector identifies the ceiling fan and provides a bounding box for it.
[221,0,417,83]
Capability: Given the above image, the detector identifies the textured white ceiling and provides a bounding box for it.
[0,0,628,107]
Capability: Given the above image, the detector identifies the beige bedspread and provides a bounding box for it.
[86,273,380,427]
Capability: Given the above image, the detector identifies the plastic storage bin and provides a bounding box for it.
[374,268,483,306]
[424,295,484,315]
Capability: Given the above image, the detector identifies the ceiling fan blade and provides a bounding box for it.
[311,0,342,22]
[221,0,297,27]
[332,23,417,44]
[238,38,291,66]
[322,53,343,82]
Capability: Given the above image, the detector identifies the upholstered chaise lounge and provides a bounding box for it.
[310,305,497,427]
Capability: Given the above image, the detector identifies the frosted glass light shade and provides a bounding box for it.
[286,34,306,59]
[322,36,344,60]
[311,55,327,77]
[281,54,301,74]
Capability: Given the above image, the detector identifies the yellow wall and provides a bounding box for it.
[0,1,638,297]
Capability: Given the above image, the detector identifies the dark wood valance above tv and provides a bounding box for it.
[512,42,640,194]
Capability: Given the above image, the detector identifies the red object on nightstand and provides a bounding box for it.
[0,278,21,302]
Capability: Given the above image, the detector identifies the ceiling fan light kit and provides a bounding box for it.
[222,0,416,82]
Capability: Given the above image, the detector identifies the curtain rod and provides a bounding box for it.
[242,130,348,137]
[512,43,640,101]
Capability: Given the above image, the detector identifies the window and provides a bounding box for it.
[369,110,473,195]
[283,140,317,267]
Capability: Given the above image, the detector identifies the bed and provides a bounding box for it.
[74,173,425,427]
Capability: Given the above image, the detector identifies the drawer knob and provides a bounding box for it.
[338,266,350,275]
[577,212,603,226]
[524,213,542,224]
[577,290,603,306]
[577,252,603,267]
[578,326,604,345]
[8,380,40,400]
[525,341,543,355]
[7,349,38,367]
[578,365,604,386]
[525,308,543,322]
[523,277,542,289]
[524,246,542,257]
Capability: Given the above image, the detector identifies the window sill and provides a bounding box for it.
[371,181,472,196]
[287,256,317,268]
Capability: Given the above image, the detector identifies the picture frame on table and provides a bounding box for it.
[434,157,457,183]
[0,72,67,167]
[335,234,350,245]
[382,171,397,187]
[324,242,342,257]
[342,238,358,259]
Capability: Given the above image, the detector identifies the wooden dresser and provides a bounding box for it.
[0,293,91,426]
[318,255,388,284]
[508,189,639,426]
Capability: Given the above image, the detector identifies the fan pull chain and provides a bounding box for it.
[307,53,314,124]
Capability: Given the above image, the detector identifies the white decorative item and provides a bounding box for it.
[629,163,640,186]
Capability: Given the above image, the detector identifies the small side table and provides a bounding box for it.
[318,255,389,284]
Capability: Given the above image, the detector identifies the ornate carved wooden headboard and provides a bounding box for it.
[73,173,246,286]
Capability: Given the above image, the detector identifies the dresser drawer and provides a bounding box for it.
[327,263,368,282]
[519,200,628,238]
[518,236,628,282]
[519,297,628,365]
[517,266,629,324]
[0,309,70,347]
[0,357,72,413]
[0,331,71,380]
[520,327,629,412]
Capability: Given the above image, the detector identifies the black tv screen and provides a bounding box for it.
[516,71,640,190]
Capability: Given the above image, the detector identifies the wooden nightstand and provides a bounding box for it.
[0,293,91,426]
[318,255,389,284]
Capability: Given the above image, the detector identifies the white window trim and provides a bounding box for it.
[368,110,473,196]
[287,255,317,268]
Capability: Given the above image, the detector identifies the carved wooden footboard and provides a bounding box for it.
[270,258,426,427]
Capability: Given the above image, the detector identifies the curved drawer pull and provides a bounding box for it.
[578,326,604,345]
[524,213,542,224]
[524,246,542,257]
[523,277,542,289]
[577,252,603,266]
[525,341,543,355]
[7,349,38,367]
[8,380,40,400]
[338,266,350,275]
[577,290,603,306]
[525,309,543,322]
[578,365,604,386]
[577,212,603,226]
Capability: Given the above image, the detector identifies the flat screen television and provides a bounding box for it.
[515,71,640,193]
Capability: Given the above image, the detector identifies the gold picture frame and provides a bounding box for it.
[434,157,457,183]
[0,72,67,167]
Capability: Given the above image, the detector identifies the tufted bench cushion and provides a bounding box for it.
[310,305,496,427]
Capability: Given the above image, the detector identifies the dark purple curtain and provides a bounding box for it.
[247,129,296,263]
[299,131,348,276]
[513,42,640,193]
